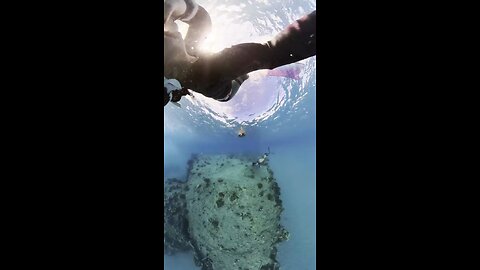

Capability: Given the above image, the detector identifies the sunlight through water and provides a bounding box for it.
[165,0,316,137]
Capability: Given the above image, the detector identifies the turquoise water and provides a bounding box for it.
[164,0,316,269]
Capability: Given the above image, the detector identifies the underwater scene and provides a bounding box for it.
[164,0,316,269]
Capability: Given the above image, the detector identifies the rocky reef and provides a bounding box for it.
[164,154,288,270]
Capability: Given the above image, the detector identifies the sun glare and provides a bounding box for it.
[176,4,272,54]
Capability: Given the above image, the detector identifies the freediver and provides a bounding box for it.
[163,0,317,106]
[252,147,271,166]
[237,126,246,137]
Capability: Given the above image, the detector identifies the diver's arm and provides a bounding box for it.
[182,5,212,56]
[164,0,201,24]
[164,0,187,24]
[164,0,210,56]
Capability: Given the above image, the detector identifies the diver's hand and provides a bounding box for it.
[171,88,193,103]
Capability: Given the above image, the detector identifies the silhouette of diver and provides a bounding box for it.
[252,147,271,166]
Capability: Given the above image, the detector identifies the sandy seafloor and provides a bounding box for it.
[164,0,316,269]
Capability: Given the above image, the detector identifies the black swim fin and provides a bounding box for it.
[218,74,249,102]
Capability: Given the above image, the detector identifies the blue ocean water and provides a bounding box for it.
[164,0,316,269]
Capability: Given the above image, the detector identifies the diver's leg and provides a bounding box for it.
[182,11,316,100]
[180,42,272,100]
[187,10,316,81]
[206,10,316,76]
[266,10,316,68]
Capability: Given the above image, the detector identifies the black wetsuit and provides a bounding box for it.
[166,10,316,104]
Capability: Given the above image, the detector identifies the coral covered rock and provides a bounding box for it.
[164,154,288,270]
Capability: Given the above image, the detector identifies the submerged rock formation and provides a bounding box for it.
[164,154,288,270]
